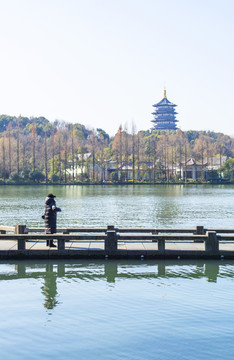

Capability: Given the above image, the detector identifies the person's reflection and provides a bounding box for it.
[41,264,58,309]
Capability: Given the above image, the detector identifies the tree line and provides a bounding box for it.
[0,115,233,184]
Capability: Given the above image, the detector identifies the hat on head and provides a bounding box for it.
[47,193,56,198]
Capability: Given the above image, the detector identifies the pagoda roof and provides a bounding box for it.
[152,109,177,114]
[153,97,176,107]
[151,119,178,123]
[152,112,178,117]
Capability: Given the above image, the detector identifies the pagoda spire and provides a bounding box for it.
[164,87,167,99]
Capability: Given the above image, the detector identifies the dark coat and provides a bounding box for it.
[44,197,61,234]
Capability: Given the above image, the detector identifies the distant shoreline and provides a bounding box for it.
[0,181,232,186]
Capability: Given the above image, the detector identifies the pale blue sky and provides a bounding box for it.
[0,0,233,135]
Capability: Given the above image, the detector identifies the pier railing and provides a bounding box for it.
[0,224,234,256]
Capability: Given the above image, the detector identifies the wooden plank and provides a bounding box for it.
[26,241,47,250]
[69,242,91,250]
[125,242,145,251]
[0,240,17,250]
[89,242,105,251]
[142,242,158,250]
[118,242,127,250]
[165,241,204,251]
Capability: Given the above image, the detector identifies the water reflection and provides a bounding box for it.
[2,260,234,310]
[41,264,58,310]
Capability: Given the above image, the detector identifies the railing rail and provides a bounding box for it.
[0,225,15,233]
[2,224,234,235]
[25,226,234,235]
[0,224,234,255]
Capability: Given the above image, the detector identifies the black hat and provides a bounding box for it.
[47,193,56,198]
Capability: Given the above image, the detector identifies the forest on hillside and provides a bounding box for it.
[0,114,233,184]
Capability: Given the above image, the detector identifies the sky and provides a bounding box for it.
[0,0,233,136]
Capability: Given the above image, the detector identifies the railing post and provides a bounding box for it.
[152,230,158,242]
[107,225,115,231]
[14,225,26,234]
[158,238,165,252]
[58,237,65,251]
[14,225,26,250]
[205,231,219,254]
[195,226,205,235]
[194,226,205,242]
[105,226,117,254]
[63,230,70,244]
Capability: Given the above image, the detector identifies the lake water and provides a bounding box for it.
[1,259,234,360]
[0,184,234,229]
[1,185,234,359]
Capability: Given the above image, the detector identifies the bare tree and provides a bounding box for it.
[1,136,6,180]
[31,122,36,172]
[44,135,48,183]
[112,125,123,181]
[131,122,136,182]
[16,120,20,175]
[71,124,75,182]
[7,124,12,177]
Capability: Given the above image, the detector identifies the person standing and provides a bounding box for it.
[43,193,61,247]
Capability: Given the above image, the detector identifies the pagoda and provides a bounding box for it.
[151,89,178,130]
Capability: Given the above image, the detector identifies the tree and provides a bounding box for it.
[7,123,12,177]
[0,112,233,184]
[30,122,36,172]
[44,135,48,183]
[112,125,123,181]
[70,124,75,182]
[29,170,45,183]
[123,124,129,181]
[193,134,210,180]
[63,128,68,183]
[136,131,144,181]
[221,158,234,179]
[131,122,136,182]
[16,119,20,175]
[86,130,98,181]
[51,173,59,183]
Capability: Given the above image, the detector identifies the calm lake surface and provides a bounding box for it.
[0,184,234,228]
[1,185,234,359]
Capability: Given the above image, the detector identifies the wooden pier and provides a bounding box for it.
[1,225,234,259]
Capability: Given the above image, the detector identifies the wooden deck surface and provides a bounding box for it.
[0,240,234,258]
